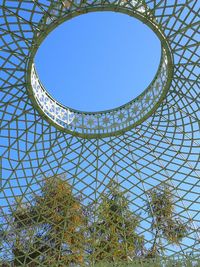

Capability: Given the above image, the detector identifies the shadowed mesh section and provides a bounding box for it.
[0,0,199,266]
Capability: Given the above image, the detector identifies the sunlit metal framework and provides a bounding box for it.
[0,0,199,266]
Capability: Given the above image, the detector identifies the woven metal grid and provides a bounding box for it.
[0,0,199,266]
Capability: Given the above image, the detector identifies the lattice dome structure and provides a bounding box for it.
[0,0,199,266]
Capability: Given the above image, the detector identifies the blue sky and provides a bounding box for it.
[35,11,161,111]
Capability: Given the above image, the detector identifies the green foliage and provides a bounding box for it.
[1,179,190,266]
[3,175,86,266]
[93,255,200,267]
[146,183,188,257]
[88,181,144,264]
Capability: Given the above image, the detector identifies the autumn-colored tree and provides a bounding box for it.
[87,181,144,264]
[1,179,190,266]
[146,183,188,258]
[3,175,86,266]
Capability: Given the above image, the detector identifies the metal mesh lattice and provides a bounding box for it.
[0,0,199,266]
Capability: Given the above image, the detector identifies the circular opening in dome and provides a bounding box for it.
[35,12,161,112]
[28,7,173,138]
